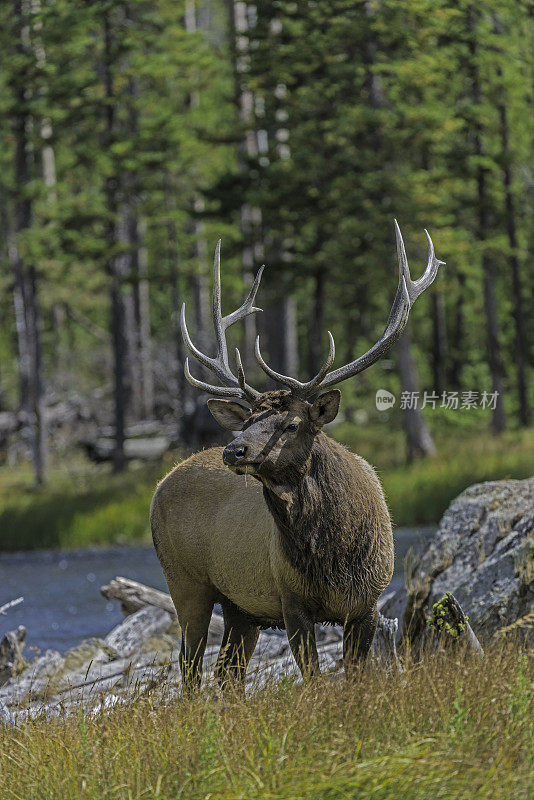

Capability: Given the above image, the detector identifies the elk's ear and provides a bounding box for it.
[310,389,341,426]
[207,399,250,431]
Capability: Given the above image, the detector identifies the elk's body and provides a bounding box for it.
[151,227,443,689]
[151,437,393,631]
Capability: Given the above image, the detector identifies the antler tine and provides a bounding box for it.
[254,222,443,399]
[180,240,263,402]
[315,222,443,392]
[394,220,445,306]
[255,331,336,397]
[235,348,260,401]
[184,358,247,398]
[224,265,264,329]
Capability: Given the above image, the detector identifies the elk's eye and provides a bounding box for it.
[285,422,299,433]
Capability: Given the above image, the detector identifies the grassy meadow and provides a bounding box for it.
[0,641,531,800]
[0,425,532,550]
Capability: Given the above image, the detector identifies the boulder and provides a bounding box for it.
[382,477,534,645]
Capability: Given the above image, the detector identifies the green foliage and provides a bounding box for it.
[0,0,532,488]
[0,458,164,550]
[0,426,531,550]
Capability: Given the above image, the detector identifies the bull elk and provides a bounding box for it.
[150,223,443,690]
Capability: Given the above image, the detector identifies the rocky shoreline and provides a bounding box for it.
[0,593,351,725]
[1,477,532,725]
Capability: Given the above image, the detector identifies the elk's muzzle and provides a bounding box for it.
[222,443,248,466]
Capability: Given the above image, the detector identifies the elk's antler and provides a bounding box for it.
[255,221,444,397]
[181,240,263,402]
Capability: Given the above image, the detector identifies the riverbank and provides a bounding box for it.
[0,637,531,800]
[0,426,532,550]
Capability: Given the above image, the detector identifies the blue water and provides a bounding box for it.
[0,527,434,653]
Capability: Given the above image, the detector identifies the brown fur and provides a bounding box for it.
[150,390,393,689]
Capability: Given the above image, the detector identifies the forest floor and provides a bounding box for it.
[0,640,531,800]
[0,425,532,550]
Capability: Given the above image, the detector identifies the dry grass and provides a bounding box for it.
[1,640,532,800]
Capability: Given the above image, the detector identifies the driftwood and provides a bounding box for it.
[373,614,402,671]
[0,626,27,686]
[81,436,169,463]
[102,577,176,616]
[426,592,484,658]
[101,577,225,642]
[0,597,24,616]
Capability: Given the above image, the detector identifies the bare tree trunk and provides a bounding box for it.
[263,295,299,378]
[227,0,263,370]
[468,8,506,434]
[431,291,447,395]
[449,270,465,389]
[132,218,154,419]
[185,3,211,366]
[397,330,436,462]
[121,77,154,422]
[497,103,529,426]
[308,267,326,375]
[102,10,126,472]
[282,295,299,376]
[117,200,144,422]
[167,211,187,423]
[10,0,47,485]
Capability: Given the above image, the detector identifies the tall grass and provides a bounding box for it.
[0,640,531,799]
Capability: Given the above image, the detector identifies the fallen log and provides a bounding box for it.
[101,577,225,642]
[101,577,175,617]
[81,436,169,463]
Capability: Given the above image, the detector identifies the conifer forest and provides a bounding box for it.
[0,0,532,503]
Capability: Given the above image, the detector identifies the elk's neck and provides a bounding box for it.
[261,432,373,588]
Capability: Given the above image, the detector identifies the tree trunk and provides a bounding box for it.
[308,267,326,375]
[132,218,154,419]
[497,102,529,426]
[226,0,263,371]
[166,205,187,423]
[118,201,142,420]
[431,291,448,395]
[102,10,126,471]
[449,270,465,389]
[263,295,299,379]
[10,0,47,485]
[397,330,436,462]
[468,8,506,434]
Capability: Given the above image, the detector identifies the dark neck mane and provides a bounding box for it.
[262,434,374,594]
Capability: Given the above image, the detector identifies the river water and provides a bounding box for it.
[0,527,434,654]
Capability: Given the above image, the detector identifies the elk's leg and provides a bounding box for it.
[214,600,259,692]
[343,605,378,678]
[282,595,319,679]
[168,571,214,693]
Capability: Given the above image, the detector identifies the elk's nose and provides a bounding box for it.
[223,443,248,465]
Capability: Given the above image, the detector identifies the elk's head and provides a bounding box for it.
[181,226,443,484]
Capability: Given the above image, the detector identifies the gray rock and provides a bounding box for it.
[105,606,172,657]
[383,477,534,645]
